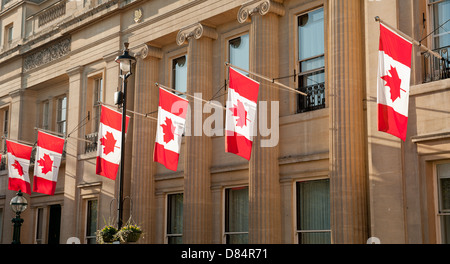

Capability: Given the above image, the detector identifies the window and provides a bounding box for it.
[35,208,44,244]
[297,7,325,113]
[167,193,183,244]
[229,34,249,75]
[57,96,67,134]
[42,101,49,130]
[296,179,330,244]
[437,163,450,243]
[0,107,9,170]
[4,23,13,46]
[172,55,188,97]
[0,208,3,243]
[430,0,450,49]
[86,200,98,244]
[225,187,248,244]
[93,77,103,133]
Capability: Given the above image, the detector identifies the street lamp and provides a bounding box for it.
[115,42,136,229]
[10,190,28,244]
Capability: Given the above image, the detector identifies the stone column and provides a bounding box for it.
[177,23,217,243]
[130,45,162,243]
[328,0,369,243]
[238,0,284,244]
[62,65,84,243]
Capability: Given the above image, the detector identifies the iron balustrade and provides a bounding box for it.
[422,45,450,83]
[297,82,326,113]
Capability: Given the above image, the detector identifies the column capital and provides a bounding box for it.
[237,0,285,24]
[176,23,218,46]
[135,44,163,60]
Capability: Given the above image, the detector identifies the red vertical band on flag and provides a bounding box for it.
[153,143,180,171]
[158,88,188,118]
[7,140,33,159]
[100,105,130,132]
[379,23,412,67]
[229,67,260,102]
[36,131,65,153]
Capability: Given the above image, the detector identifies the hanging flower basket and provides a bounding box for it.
[96,225,118,244]
[116,223,143,243]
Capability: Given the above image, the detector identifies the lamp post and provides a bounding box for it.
[115,42,136,229]
[10,190,28,244]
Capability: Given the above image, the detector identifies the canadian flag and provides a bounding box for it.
[377,23,412,141]
[153,87,189,171]
[225,67,260,160]
[7,140,32,195]
[33,131,65,195]
[96,105,130,180]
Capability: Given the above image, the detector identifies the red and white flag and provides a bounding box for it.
[153,87,188,171]
[225,67,260,160]
[7,140,32,195]
[33,131,65,195]
[96,105,130,180]
[377,23,412,141]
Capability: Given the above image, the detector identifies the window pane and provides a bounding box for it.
[441,215,450,244]
[167,193,183,244]
[173,56,187,97]
[86,200,98,244]
[229,34,249,74]
[225,187,248,244]
[36,208,44,244]
[298,8,324,61]
[432,1,450,49]
[437,163,450,211]
[296,179,330,244]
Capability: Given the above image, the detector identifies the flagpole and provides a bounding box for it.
[155,83,227,110]
[100,102,158,122]
[374,16,443,60]
[225,62,307,96]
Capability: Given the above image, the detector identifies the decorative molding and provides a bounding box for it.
[176,23,218,46]
[23,38,71,72]
[237,0,285,24]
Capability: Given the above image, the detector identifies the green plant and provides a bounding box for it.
[96,225,118,244]
[116,221,142,243]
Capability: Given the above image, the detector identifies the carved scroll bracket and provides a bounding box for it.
[176,23,218,46]
[237,0,285,24]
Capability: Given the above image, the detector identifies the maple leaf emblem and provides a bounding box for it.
[381,66,406,102]
[161,117,176,144]
[12,160,24,177]
[37,153,53,174]
[100,131,117,155]
[229,99,248,128]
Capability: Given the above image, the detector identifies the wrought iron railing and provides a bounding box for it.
[85,132,98,153]
[422,45,450,83]
[297,82,326,113]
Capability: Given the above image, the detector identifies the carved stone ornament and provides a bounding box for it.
[136,44,163,60]
[237,0,285,23]
[23,38,71,72]
[134,8,143,23]
[176,23,218,46]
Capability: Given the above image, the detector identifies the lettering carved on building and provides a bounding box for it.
[23,38,71,72]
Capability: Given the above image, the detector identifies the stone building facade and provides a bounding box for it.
[0,0,448,244]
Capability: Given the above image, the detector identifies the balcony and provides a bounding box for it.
[84,132,98,154]
[297,82,326,113]
[422,45,450,83]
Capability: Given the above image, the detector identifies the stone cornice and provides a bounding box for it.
[176,23,218,46]
[237,0,285,24]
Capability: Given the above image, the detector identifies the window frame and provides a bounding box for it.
[85,199,98,244]
[56,95,67,135]
[295,178,331,244]
[435,161,450,244]
[223,186,249,244]
[296,5,326,113]
[171,55,188,98]
[166,192,184,244]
